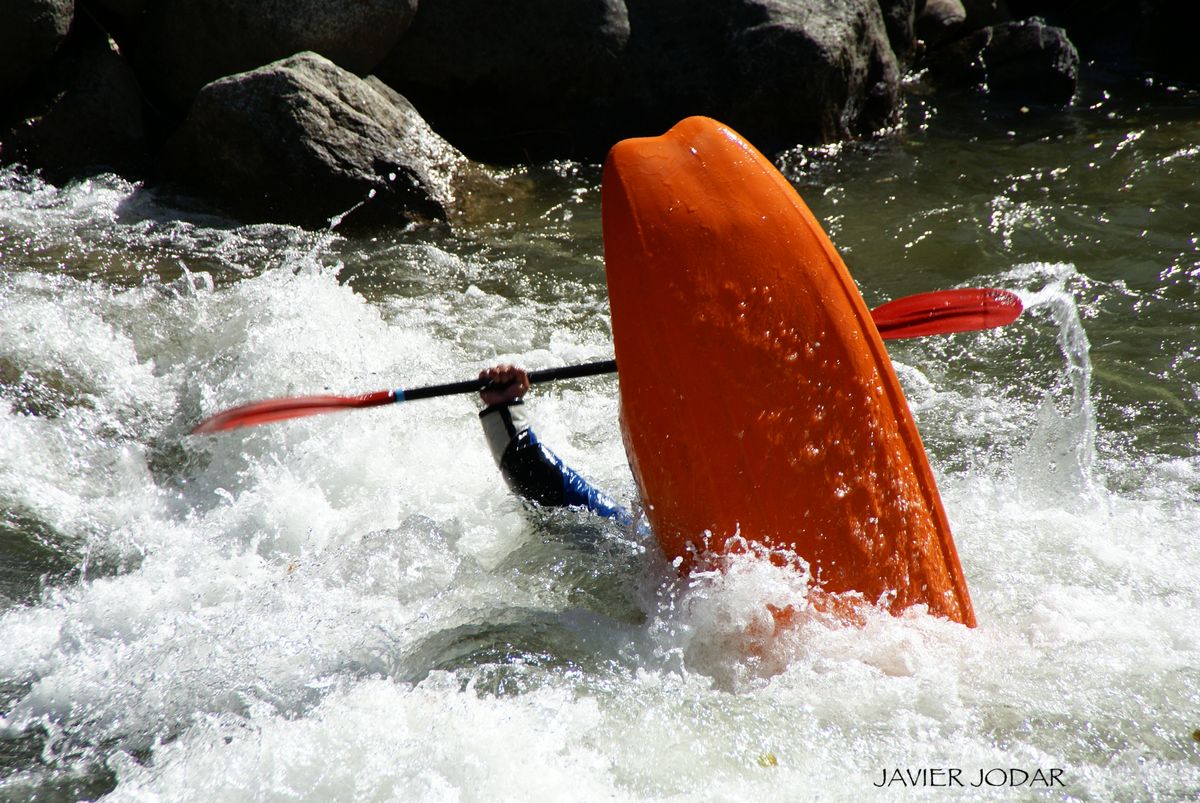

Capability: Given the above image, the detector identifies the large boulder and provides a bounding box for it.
[161,52,472,228]
[137,0,417,113]
[0,0,74,100]
[926,18,1079,104]
[1,32,147,180]
[375,0,631,161]
[624,0,901,150]
[915,0,967,49]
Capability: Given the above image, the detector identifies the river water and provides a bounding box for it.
[0,79,1197,801]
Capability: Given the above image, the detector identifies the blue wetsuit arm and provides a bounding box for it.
[479,401,629,524]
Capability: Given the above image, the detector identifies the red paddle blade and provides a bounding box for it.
[871,288,1023,340]
[190,390,394,434]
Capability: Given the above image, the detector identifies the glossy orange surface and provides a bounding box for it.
[602,117,975,626]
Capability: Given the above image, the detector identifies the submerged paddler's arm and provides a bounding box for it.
[478,365,629,524]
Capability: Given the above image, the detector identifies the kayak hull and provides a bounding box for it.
[601,116,975,626]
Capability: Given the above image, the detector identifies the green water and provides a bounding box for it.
[799,86,1197,452]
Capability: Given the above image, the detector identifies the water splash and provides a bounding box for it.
[644,543,818,689]
[1008,264,1099,505]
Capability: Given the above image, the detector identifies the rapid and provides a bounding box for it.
[1,81,1198,801]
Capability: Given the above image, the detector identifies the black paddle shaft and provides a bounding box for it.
[399,359,617,401]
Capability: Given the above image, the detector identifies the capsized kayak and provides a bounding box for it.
[601,116,975,627]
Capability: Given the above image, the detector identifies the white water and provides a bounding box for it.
[1,171,1199,801]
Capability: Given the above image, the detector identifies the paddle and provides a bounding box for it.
[191,287,1022,435]
[870,287,1022,339]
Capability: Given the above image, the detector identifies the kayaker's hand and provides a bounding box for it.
[479,364,530,406]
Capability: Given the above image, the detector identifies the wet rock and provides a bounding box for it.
[2,33,147,180]
[138,0,417,113]
[375,0,631,161]
[0,0,74,99]
[982,19,1077,102]
[623,0,901,152]
[915,0,967,48]
[161,52,472,228]
[926,19,1079,104]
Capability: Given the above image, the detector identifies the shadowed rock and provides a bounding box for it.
[378,0,900,161]
[916,0,967,48]
[1001,0,1199,81]
[926,18,1079,104]
[878,0,922,62]
[161,52,472,228]
[2,33,147,181]
[0,0,74,99]
[376,0,631,161]
[730,0,900,143]
[138,0,417,113]
[624,0,901,149]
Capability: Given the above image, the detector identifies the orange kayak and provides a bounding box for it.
[602,117,975,627]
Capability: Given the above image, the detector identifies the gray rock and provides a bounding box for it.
[2,34,147,180]
[161,52,471,228]
[731,0,901,143]
[138,0,417,112]
[626,0,901,149]
[0,0,74,99]
[375,0,631,161]
[915,0,967,48]
[926,19,1079,104]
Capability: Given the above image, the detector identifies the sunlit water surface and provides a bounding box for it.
[1,83,1198,801]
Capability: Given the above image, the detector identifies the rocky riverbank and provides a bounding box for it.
[1,0,1193,227]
